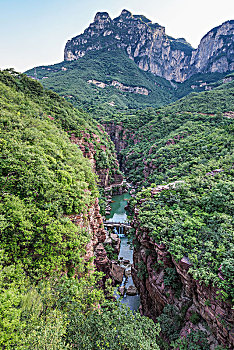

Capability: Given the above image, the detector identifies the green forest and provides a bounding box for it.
[26,50,176,111]
[1,46,233,349]
[0,70,161,349]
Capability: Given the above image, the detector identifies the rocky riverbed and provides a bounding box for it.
[105,192,140,311]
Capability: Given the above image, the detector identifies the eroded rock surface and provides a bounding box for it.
[64,10,233,82]
[132,213,234,349]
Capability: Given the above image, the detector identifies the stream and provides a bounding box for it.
[106,193,140,312]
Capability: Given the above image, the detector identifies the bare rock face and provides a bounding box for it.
[69,198,110,278]
[118,285,125,296]
[103,122,129,155]
[64,10,233,82]
[190,20,234,75]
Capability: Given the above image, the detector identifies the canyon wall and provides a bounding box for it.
[132,205,234,349]
[102,122,130,155]
[70,128,123,188]
[69,197,110,276]
[70,126,122,279]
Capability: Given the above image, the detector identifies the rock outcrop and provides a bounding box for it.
[70,129,123,188]
[69,198,110,276]
[102,122,130,156]
[190,20,234,75]
[64,10,233,82]
[88,79,149,95]
[132,202,234,349]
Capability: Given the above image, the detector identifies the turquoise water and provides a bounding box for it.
[107,193,140,311]
[106,192,131,223]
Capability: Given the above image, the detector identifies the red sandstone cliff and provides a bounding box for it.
[132,204,233,349]
[70,130,123,189]
[69,198,110,276]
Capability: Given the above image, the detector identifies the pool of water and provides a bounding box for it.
[106,193,140,312]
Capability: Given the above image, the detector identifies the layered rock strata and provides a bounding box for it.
[88,79,149,95]
[69,198,110,275]
[64,10,234,82]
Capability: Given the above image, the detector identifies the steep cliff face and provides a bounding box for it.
[69,198,110,275]
[190,20,234,75]
[131,182,234,349]
[64,10,233,82]
[64,10,193,82]
[102,121,143,173]
[132,234,233,348]
[102,122,130,155]
[70,127,123,189]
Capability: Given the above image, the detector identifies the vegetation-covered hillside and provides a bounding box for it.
[114,82,234,300]
[25,49,177,111]
[164,79,234,114]
[101,81,234,186]
[25,49,234,117]
[173,72,234,99]
[0,70,161,349]
[132,169,234,301]
[0,69,100,277]
[125,79,233,349]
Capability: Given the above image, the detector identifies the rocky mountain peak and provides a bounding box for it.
[64,10,234,82]
[94,11,111,22]
[190,20,234,74]
[120,9,132,18]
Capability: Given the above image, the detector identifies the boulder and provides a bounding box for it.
[104,237,112,244]
[123,259,130,265]
[111,263,125,283]
[110,233,119,242]
[118,286,125,296]
[126,285,138,296]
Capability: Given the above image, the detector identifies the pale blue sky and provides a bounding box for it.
[0,0,233,72]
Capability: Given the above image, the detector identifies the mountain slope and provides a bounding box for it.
[2,68,122,189]
[0,69,162,350]
[0,69,99,277]
[99,80,234,186]
[26,49,177,111]
[119,81,234,349]
[25,11,233,113]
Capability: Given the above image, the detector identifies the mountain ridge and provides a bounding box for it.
[64,10,234,82]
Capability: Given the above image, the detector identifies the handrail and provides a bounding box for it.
[103,221,131,226]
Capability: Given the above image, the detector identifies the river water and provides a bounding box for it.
[106,193,140,311]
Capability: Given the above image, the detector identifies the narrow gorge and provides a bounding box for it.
[100,108,234,349]
[1,6,233,349]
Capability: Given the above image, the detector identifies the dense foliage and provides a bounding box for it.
[0,70,161,348]
[98,80,232,187]
[132,169,234,301]
[163,80,234,114]
[25,51,233,117]
[25,49,177,111]
[0,70,100,277]
[174,72,233,99]
[0,260,160,349]
[123,114,233,187]
[2,51,233,348]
